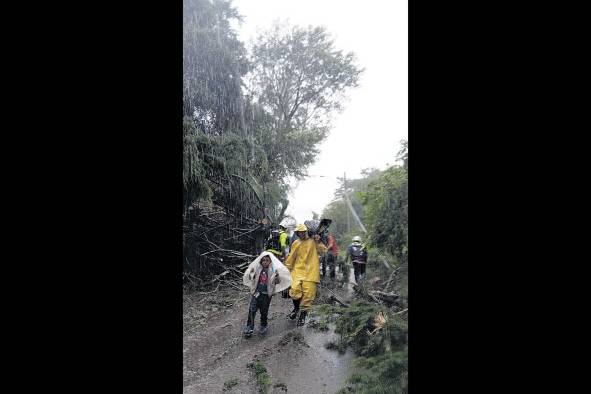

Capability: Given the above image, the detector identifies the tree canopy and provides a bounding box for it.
[183,0,248,134]
[247,23,363,132]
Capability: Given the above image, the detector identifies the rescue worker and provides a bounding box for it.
[265,220,290,261]
[345,235,368,284]
[289,230,298,248]
[278,220,290,258]
[324,232,339,278]
[266,219,292,299]
[284,223,328,326]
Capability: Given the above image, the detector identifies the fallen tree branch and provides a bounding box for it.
[200,248,256,258]
[383,263,407,291]
[368,290,400,304]
[221,279,244,292]
[183,197,264,281]
[368,293,382,304]
[209,270,230,284]
[183,272,203,289]
[227,293,249,307]
[193,283,221,295]
[223,224,262,241]
[227,266,247,276]
[230,174,271,224]
[317,282,350,307]
[328,294,349,308]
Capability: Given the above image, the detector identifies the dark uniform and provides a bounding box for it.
[345,241,368,283]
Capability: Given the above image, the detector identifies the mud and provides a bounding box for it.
[183,272,355,394]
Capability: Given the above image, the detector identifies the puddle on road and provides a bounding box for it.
[267,323,353,394]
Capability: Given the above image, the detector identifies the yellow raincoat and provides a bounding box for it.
[284,237,328,310]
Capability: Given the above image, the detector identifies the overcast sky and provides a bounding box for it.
[231,0,408,224]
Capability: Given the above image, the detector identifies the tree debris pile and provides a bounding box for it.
[314,250,408,393]
[316,300,408,394]
[182,135,272,283]
[355,257,408,313]
[183,119,271,284]
[183,199,266,284]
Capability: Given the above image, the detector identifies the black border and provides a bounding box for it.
[16,2,185,391]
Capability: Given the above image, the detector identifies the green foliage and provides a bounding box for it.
[343,168,384,198]
[182,114,327,224]
[315,301,408,356]
[332,301,407,357]
[322,168,383,245]
[183,118,267,211]
[183,118,212,205]
[321,144,408,266]
[340,349,408,394]
[361,164,408,264]
[322,199,363,246]
[308,304,333,331]
[324,301,408,394]
[183,0,248,133]
[344,142,410,265]
[247,361,271,394]
[248,23,363,131]
[318,142,408,394]
[397,139,408,172]
[322,199,348,241]
[325,339,348,354]
[254,124,327,184]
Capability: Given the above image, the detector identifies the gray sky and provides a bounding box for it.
[231,0,408,224]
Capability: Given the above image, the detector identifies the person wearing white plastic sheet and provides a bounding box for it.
[242,251,291,337]
[345,235,369,284]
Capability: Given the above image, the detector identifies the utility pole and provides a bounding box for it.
[344,192,367,234]
[344,172,350,233]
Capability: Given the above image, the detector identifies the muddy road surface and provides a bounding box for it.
[183,274,356,394]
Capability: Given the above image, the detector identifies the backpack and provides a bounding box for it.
[350,244,367,262]
[265,230,281,251]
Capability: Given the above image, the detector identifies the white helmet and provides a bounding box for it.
[352,236,362,243]
[279,217,295,229]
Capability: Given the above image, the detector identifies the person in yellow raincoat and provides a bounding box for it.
[284,223,328,326]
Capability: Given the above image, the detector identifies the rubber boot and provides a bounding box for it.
[243,326,254,337]
[288,298,301,320]
[297,310,308,326]
[281,288,290,299]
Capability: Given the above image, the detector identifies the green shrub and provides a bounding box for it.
[247,361,271,394]
[324,301,407,394]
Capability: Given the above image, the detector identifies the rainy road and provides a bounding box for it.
[183,271,356,394]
